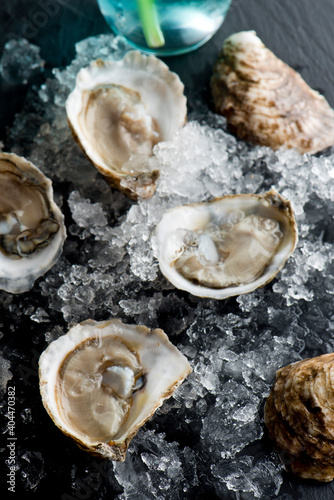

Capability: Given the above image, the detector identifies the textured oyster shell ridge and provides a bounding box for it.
[264,352,334,481]
[211,30,334,154]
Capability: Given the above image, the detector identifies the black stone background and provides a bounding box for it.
[1,0,334,499]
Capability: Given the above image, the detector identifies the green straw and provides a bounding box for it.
[136,0,165,48]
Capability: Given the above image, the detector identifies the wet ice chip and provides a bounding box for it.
[0,354,12,392]
[211,453,284,499]
[20,451,45,491]
[68,191,108,229]
[0,38,45,84]
[114,430,199,498]
[232,403,258,423]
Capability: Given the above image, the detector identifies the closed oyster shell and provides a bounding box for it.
[39,319,192,461]
[211,31,334,154]
[66,51,187,200]
[264,353,334,481]
[0,152,66,293]
[154,190,297,299]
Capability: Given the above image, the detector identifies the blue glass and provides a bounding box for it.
[96,0,232,56]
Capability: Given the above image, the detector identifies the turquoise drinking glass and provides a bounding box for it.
[96,0,232,56]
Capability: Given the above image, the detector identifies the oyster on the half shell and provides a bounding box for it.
[39,319,192,461]
[211,31,334,154]
[66,51,187,200]
[265,353,334,482]
[0,152,66,293]
[154,190,297,299]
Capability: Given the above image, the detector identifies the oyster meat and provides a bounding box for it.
[66,51,187,200]
[265,353,334,482]
[0,152,66,293]
[154,190,297,299]
[211,30,334,154]
[39,319,192,461]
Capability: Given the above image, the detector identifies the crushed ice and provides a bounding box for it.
[2,33,334,498]
[0,38,45,85]
[0,354,12,393]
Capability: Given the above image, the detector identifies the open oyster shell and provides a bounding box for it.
[39,319,192,461]
[154,190,297,299]
[211,31,334,154]
[66,51,187,200]
[0,152,66,293]
[264,353,334,482]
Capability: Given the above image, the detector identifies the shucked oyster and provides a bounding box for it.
[154,190,297,299]
[39,319,192,461]
[0,152,66,293]
[66,51,187,200]
[265,353,334,482]
[211,31,334,154]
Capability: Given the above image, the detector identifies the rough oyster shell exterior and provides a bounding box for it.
[264,353,334,481]
[211,31,334,154]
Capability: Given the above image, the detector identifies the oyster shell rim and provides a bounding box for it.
[39,318,192,461]
[66,51,187,200]
[154,189,298,299]
[0,152,66,294]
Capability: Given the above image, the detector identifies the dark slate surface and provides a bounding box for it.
[1,1,334,499]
